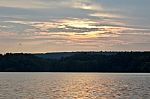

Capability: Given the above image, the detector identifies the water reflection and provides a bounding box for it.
[0,73,150,99]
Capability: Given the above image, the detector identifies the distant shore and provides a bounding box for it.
[0,52,150,72]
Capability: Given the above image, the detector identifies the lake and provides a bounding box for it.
[0,73,150,99]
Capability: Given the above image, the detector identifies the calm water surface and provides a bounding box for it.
[0,73,150,99]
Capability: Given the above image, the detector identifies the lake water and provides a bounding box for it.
[0,73,150,99]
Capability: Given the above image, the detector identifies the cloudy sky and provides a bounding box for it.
[0,0,150,53]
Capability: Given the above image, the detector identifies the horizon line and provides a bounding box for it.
[1,50,150,54]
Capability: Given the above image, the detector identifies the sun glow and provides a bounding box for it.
[30,18,127,43]
[59,18,97,28]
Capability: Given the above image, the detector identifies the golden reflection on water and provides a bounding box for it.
[0,73,150,99]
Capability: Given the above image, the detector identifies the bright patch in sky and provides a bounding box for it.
[0,0,150,53]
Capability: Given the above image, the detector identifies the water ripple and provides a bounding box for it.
[0,73,150,99]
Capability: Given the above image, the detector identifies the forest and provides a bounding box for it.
[0,52,150,72]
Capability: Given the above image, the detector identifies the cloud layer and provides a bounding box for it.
[0,0,150,53]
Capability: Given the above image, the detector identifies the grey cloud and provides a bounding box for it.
[47,25,100,33]
[0,21,35,34]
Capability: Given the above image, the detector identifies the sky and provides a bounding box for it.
[0,0,150,53]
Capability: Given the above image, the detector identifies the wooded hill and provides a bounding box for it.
[0,52,150,72]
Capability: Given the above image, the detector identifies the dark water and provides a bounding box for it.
[0,73,150,99]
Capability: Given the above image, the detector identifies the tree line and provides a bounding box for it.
[0,52,150,72]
